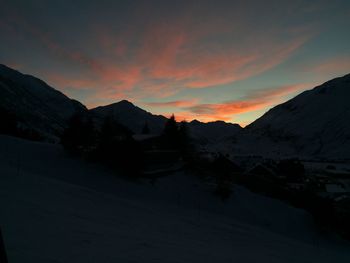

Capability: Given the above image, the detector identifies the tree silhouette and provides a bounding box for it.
[277,159,304,182]
[95,116,143,176]
[0,107,17,135]
[163,114,177,137]
[141,121,150,134]
[178,121,191,154]
[0,227,8,263]
[61,113,96,154]
[162,114,179,148]
[212,155,234,201]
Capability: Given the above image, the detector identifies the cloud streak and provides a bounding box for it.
[145,99,198,108]
[180,83,311,122]
[0,2,313,105]
[4,0,343,126]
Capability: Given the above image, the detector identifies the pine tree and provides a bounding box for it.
[0,227,8,263]
[0,107,17,135]
[141,122,150,134]
[212,155,234,201]
[178,121,190,154]
[162,114,178,148]
[95,116,143,176]
[163,114,178,137]
[61,113,96,154]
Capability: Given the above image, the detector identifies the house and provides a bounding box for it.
[132,134,184,177]
[246,163,277,179]
[316,181,350,200]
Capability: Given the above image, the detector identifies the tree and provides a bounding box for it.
[163,114,178,138]
[61,113,96,154]
[95,116,143,176]
[141,122,150,134]
[212,155,235,201]
[0,107,17,135]
[178,120,192,156]
[0,227,8,263]
[277,159,305,182]
[162,114,179,149]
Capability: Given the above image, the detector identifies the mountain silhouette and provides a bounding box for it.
[0,64,86,140]
[90,100,168,134]
[247,74,350,158]
[1,64,350,159]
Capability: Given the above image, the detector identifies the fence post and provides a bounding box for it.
[0,227,8,263]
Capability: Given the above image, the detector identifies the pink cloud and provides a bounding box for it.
[179,83,311,122]
[37,16,310,101]
[145,99,198,108]
[2,5,313,106]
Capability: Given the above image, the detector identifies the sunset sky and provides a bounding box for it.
[1,0,350,126]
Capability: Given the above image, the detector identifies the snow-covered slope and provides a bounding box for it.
[1,135,349,262]
[246,74,350,159]
[0,64,86,140]
[90,100,168,134]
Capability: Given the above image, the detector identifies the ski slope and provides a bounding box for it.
[0,135,349,262]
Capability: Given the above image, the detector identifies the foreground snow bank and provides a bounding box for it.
[0,135,349,262]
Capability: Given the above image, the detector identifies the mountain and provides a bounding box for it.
[188,120,242,145]
[90,100,168,134]
[90,100,243,142]
[4,64,349,159]
[247,73,350,159]
[0,64,242,142]
[0,64,86,140]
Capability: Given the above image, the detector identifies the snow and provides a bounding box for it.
[91,100,167,134]
[246,74,350,159]
[0,64,86,140]
[325,184,347,193]
[187,120,242,144]
[1,135,350,262]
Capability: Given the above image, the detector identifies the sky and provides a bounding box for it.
[1,0,350,126]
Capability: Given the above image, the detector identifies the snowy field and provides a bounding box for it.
[1,135,350,262]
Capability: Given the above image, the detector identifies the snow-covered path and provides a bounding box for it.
[1,135,349,262]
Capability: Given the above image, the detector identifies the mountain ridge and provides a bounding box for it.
[246,73,350,158]
[1,63,350,159]
[0,64,86,141]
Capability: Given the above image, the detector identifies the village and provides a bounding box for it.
[131,132,350,233]
[193,151,350,239]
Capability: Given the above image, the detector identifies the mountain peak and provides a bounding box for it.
[117,99,134,106]
[0,64,87,141]
[247,73,350,158]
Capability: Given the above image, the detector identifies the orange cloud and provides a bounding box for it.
[145,99,198,108]
[2,4,313,106]
[180,83,310,122]
[130,24,310,93]
[34,15,311,101]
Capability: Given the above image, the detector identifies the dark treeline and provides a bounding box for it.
[0,106,43,141]
[60,113,192,177]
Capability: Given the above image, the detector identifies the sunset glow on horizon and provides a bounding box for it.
[1,0,350,125]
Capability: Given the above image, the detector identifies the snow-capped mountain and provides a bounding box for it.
[90,100,168,134]
[0,64,86,140]
[0,64,243,142]
[188,120,242,144]
[2,63,350,160]
[247,73,350,159]
[90,101,243,141]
